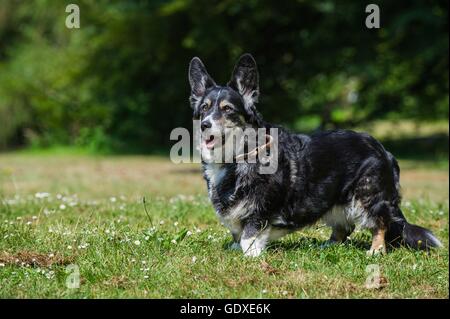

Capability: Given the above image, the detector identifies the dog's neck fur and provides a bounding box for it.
[202,160,260,215]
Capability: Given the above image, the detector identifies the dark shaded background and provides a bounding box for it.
[0,0,448,155]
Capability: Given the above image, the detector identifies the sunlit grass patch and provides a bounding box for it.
[0,154,448,298]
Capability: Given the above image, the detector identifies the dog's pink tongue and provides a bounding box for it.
[205,137,216,149]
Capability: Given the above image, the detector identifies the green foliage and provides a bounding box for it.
[0,0,448,151]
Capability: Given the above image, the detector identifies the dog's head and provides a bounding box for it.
[188,54,263,156]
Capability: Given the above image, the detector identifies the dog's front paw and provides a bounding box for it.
[244,249,262,257]
[229,242,241,251]
[243,246,264,257]
[240,229,268,258]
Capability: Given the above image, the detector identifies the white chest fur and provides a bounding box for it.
[204,164,226,190]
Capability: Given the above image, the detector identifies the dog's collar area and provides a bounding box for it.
[234,134,273,161]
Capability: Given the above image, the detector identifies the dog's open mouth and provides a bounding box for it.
[205,136,216,150]
[203,134,225,150]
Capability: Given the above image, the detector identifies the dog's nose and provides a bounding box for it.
[201,120,212,132]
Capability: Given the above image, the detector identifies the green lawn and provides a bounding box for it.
[0,153,448,298]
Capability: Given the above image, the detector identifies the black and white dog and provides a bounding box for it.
[188,53,442,257]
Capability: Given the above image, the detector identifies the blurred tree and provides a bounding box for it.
[0,0,448,151]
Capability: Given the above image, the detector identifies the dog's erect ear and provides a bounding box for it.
[228,54,259,109]
[188,57,216,108]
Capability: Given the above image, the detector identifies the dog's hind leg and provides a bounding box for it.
[367,227,387,256]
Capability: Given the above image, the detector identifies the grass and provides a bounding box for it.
[0,153,448,298]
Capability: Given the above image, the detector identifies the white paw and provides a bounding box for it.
[243,246,263,257]
[240,236,267,257]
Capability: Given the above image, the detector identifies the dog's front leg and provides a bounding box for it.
[240,219,270,257]
[229,232,242,250]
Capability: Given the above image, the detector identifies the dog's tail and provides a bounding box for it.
[385,153,442,250]
[386,208,443,250]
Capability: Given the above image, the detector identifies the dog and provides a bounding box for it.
[188,53,442,257]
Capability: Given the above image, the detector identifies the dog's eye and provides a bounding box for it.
[201,103,209,112]
[222,105,233,112]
